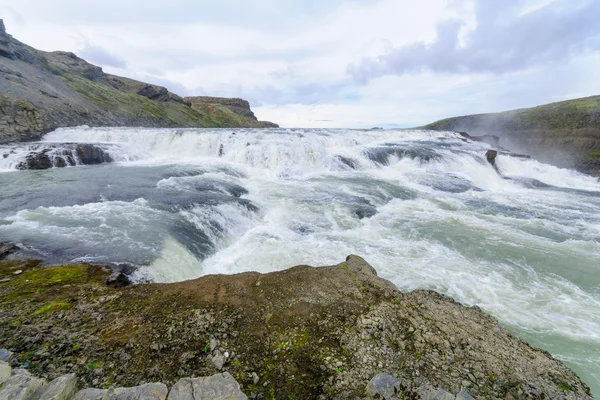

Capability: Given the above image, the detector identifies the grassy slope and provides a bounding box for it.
[425,96,600,132]
[424,96,600,174]
[60,73,221,128]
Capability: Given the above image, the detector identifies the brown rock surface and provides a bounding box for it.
[0,256,591,399]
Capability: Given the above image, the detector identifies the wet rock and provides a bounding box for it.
[31,373,77,400]
[75,144,113,165]
[0,368,46,400]
[0,242,18,259]
[167,373,248,400]
[365,373,400,400]
[486,149,498,164]
[55,157,67,168]
[107,272,132,288]
[16,150,53,170]
[72,383,168,400]
[486,149,499,172]
[0,360,11,384]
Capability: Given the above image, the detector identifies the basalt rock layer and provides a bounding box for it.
[0,20,277,143]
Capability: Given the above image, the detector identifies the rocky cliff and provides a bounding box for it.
[423,96,600,176]
[0,255,592,399]
[0,20,277,143]
[185,97,279,128]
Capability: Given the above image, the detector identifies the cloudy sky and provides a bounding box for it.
[1,0,599,128]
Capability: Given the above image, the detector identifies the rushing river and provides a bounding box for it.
[1,127,599,394]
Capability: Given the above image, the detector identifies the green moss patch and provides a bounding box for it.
[33,301,71,315]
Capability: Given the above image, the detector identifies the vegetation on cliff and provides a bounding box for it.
[0,20,277,143]
[424,96,600,175]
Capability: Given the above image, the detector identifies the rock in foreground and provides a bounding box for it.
[0,256,592,399]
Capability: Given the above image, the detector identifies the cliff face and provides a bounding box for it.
[0,20,278,143]
[185,96,279,128]
[423,96,600,176]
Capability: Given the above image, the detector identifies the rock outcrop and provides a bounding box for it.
[0,20,278,143]
[0,256,592,399]
[184,96,278,128]
[12,144,114,170]
[423,95,600,176]
[0,362,247,400]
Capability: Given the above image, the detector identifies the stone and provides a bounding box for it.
[0,369,46,400]
[0,360,11,384]
[456,389,475,400]
[71,388,106,400]
[416,384,455,400]
[75,144,113,165]
[365,373,399,400]
[72,383,168,400]
[167,373,248,400]
[31,373,77,400]
[251,372,259,385]
[212,350,225,370]
[0,348,13,361]
[55,157,67,168]
[17,151,53,170]
[0,243,18,259]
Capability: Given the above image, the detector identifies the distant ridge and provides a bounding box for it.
[0,19,278,143]
[423,96,600,176]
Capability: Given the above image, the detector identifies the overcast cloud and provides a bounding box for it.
[1,0,599,127]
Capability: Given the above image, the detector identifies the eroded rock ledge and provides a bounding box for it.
[0,256,592,399]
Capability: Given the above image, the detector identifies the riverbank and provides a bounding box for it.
[0,256,592,399]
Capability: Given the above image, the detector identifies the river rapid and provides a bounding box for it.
[0,127,599,394]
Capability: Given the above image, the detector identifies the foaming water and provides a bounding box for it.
[1,126,600,394]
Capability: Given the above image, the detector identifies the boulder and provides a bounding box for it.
[0,243,18,259]
[0,369,46,400]
[16,150,53,170]
[365,373,400,400]
[31,374,77,400]
[456,389,475,400]
[0,360,11,384]
[167,373,247,400]
[72,383,168,400]
[75,144,113,165]
[137,84,170,102]
[486,149,498,163]
[0,348,13,362]
[415,384,456,400]
[486,149,499,172]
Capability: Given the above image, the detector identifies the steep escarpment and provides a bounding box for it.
[423,96,600,175]
[0,255,592,399]
[0,20,277,143]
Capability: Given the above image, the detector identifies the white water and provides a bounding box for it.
[1,126,599,394]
